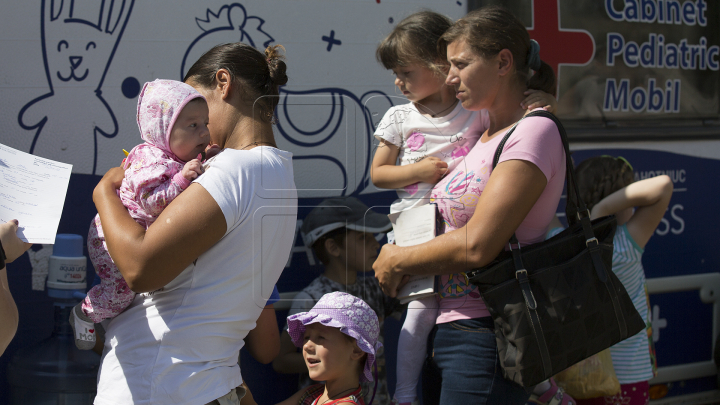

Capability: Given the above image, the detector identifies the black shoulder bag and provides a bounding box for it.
[466,110,645,387]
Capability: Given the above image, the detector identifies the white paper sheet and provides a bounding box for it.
[0,143,72,243]
[388,204,438,304]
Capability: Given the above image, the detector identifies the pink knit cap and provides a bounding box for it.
[134,79,205,163]
[287,292,382,382]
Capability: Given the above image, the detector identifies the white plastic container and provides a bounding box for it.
[47,256,87,289]
[46,234,87,291]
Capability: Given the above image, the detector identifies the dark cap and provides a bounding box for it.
[300,197,392,247]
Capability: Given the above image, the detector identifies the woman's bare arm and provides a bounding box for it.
[0,268,17,356]
[373,158,548,296]
[272,330,308,374]
[0,220,32,355]
[93,167,227,293]
[244,304,280,364]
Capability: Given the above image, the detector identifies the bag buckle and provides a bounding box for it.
[515,269,537,309]
[577,209,591,220]
[586,237,598,247]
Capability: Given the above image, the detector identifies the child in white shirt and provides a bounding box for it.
[372,11,556,404]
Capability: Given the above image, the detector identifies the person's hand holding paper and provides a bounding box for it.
[0,143,72,243]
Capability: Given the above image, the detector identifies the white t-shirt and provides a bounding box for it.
[373,102,489,213]
[95,147,297,405]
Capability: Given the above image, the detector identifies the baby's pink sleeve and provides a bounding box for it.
[124,150,187,219]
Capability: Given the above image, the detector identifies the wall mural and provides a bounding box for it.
[17,0,136,175]
[3,2,719,403]
[15,1,401,195]
[180,3,394,196]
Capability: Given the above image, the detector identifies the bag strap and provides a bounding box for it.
[493,111,625,276]
[517,111,629,340]
[490,119,553,375]
[488,111,629,377]
[493,111,587,220]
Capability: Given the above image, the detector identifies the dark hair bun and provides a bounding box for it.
[185,42,288,123]
[265,45,288,87]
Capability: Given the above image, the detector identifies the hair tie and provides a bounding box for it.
[601,155,633,171]
[527,39,542,71]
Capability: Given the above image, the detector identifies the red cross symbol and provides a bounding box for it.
[527,0,595,96]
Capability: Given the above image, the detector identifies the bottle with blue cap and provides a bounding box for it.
[7,233,98,404]
[47,234,87,299]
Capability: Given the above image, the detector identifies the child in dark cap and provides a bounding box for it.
[273,197,397,405]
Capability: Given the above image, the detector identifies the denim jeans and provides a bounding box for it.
[425,317,529,405]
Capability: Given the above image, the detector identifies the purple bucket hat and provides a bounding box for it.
[134,79,205,162]
[287,292,382,383]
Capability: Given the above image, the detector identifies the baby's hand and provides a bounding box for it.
[414,156,448,184]
[182,159,204,181]
[521,89,557,113]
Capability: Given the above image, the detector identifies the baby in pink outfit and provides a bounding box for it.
[70,79,210,349]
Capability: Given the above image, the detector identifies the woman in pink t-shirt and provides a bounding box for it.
[373,6,567,405]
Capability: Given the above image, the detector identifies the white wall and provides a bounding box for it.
[0,0,467,197]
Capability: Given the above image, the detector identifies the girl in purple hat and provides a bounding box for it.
[278,292,382,405]
[70,79,211,349]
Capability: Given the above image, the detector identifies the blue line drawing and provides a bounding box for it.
[278,91,343,147]
[17,0,135,175]
[277,88,393,196]
[180,3,274,82]
[321,30,341,52]
[181,3,396,197]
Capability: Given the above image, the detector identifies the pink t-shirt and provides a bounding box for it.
[430,112,566,323]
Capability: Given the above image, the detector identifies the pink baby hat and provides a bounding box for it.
[135,79,205,162]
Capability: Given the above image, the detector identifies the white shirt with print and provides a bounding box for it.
[373,102,489,214]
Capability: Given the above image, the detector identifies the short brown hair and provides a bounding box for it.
[567,156,635,219]
[311,228,347,266]
[376,10,452,76]
[439,6,556,96]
